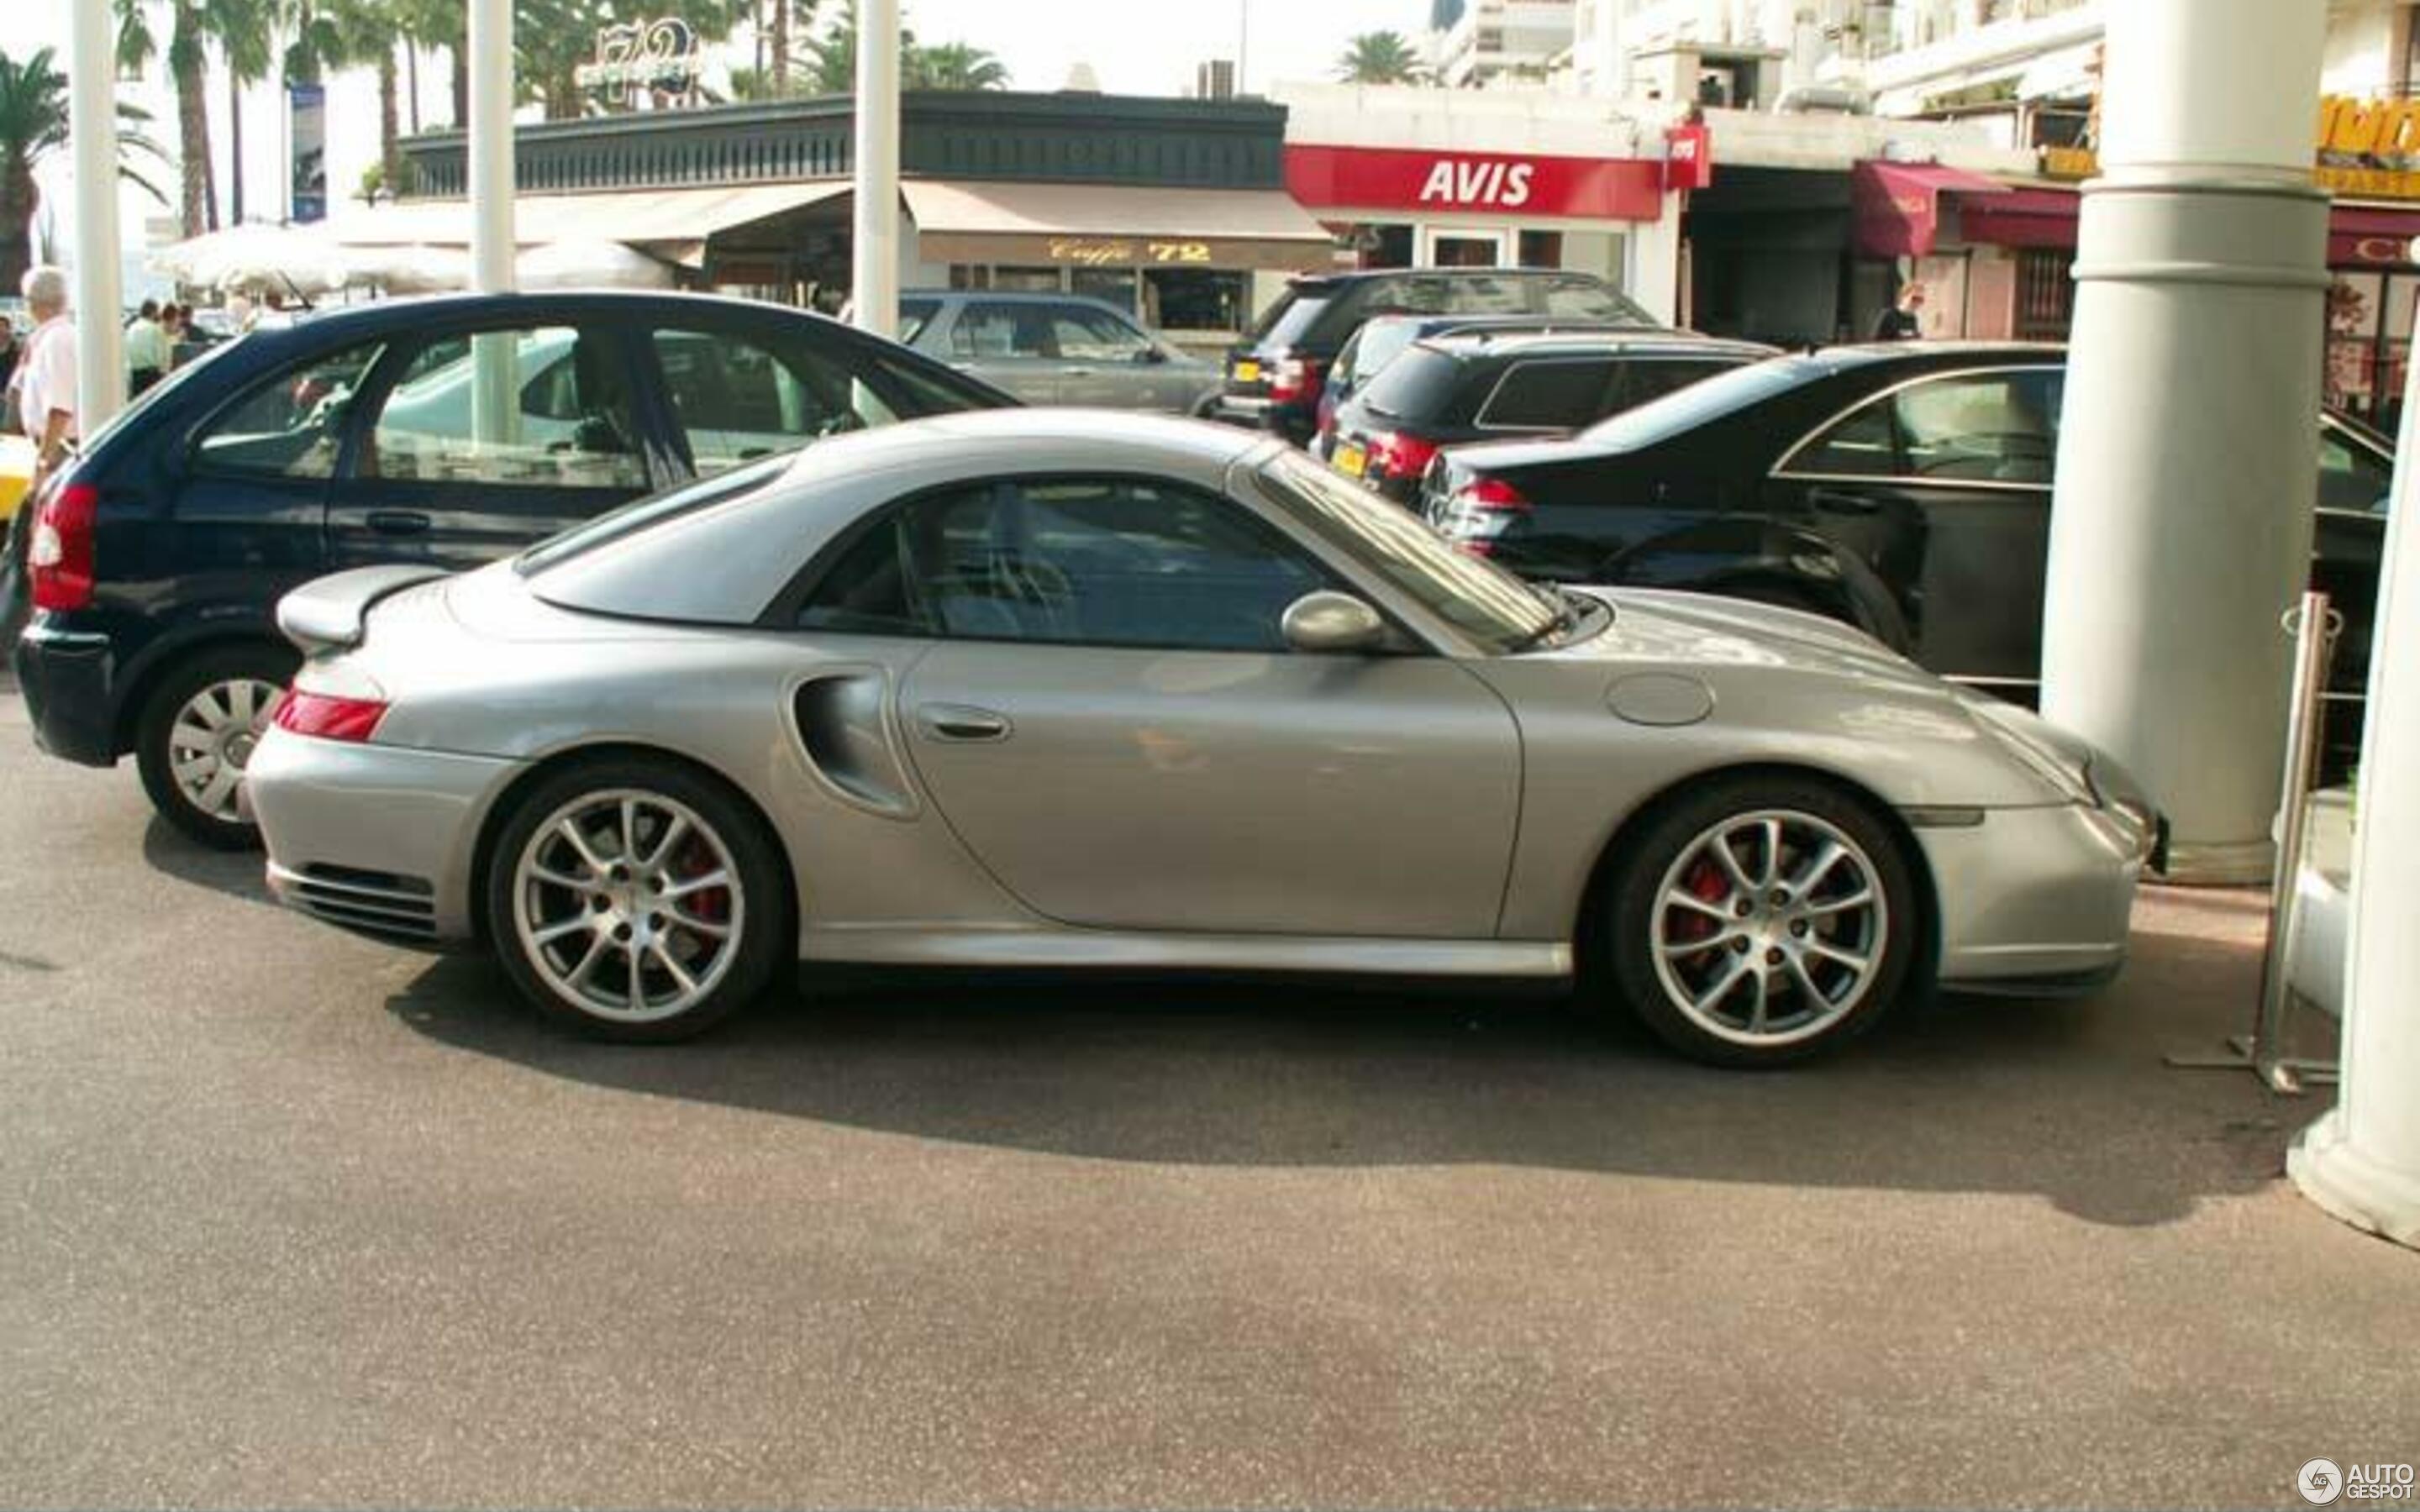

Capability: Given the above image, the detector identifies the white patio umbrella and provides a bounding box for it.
[515,239,676,290]
[149,223,355,297]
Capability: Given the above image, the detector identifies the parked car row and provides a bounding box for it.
[4,286,2161,1067]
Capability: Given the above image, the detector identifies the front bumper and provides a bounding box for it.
[11,622,120,767]
[248,726,520,945]
[1919,800,2150,991]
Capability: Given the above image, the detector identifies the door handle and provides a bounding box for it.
[915,703,1013,743]
[366,509,432,536]
[1807,489,1881,516]
[1060,366,1095,378]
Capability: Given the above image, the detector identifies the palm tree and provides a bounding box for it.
[909,40,1008,91]
[1336,29,1425,85]
[802,0,923,94]
[215,0,276,223]
[0,46,167,293]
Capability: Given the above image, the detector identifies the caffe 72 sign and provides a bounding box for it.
[1285,145,1665,222]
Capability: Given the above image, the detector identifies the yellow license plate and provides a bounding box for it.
[1232,360,1261,383]
[1334,444,1366,478]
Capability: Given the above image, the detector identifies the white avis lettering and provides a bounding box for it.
[1416,159,1536,208]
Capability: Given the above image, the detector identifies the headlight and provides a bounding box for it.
[1968,700,2096,806]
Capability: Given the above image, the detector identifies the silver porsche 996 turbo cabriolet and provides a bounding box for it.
[246,409,2156,1065]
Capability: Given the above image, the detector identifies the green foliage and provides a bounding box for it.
[0,45,168,290]
[1336,29,1425,85]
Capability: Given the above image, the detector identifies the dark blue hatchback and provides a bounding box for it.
[9,291,1013,847]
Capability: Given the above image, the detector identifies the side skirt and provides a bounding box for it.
[800,926,1575,979]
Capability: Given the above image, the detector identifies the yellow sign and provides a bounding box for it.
[2041,96,2420,200]
[1044,237,1215,265]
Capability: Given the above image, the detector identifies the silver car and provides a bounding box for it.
[898,291,1219,412]
[246,411,2155,1065]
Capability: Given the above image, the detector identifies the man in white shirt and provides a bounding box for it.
[18,265,78,489]
[124,299,170,396]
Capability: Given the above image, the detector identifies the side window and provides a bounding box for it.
[1050,307,1152,363]
[1477,360,1618,430]
[653,326,902,477]
[1892,371,2058,483]
[365,325,647,490]
[1612,359,1747,413]
[1786,370,2059,484]
[798,477,1328,651]
[950,303,1050,360]
[2318,429,2393,515]
[191,339,387,479]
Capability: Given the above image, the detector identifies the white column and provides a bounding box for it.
[2036,0,2330,883]
[466,0,514,449]
[2289,297,2420,1248]
[69,0,126,432]
[1628,194,1685,326]
[466,0,515,294]
[850,0,902,339]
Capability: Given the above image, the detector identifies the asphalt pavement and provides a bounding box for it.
[3,683,2415,1509]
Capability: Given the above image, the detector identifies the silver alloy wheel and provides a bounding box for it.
[166,677,284,823]
[511,788,745,1025]
[1650,808,1890,1048]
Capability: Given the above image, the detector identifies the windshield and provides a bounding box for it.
[1578,354,1813,451]
[1255,449,1560,654]
[517,453,791,575]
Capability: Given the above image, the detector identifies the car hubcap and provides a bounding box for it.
[168,677,283,823]
[1651,810,1888,1047]
[513,790,743,1024]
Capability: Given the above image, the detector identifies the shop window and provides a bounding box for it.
[992,265,1065,294]
[1071,267,1139,314]
[1144,268,1251,333]
[1518,230,1564,270]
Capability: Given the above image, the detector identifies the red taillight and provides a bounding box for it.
[28,481,97,612]
[1269,355,1324,404]
[1366,430,1442,482]
[272,689,387,743]
[1439,476,1534,556]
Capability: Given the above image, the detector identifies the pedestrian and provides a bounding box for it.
[124,297,169,397]
[18,265,80,490]
[1873,282,1927,341]
[157,302,185,370]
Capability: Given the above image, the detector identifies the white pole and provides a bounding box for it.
[2290,283,2420,1249]
[466,0,515,450]
[69,0,127,433]
[2036,0,2329,882]
[467,0,515,294]
[850,0,901,338]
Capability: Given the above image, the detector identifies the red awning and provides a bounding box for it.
[1949,188,2420,266]
[1852,160,2012,259]
[2331,203,2420,265]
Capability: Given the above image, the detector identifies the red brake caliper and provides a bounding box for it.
[1669,858,1728,959]
[676,837,730,931]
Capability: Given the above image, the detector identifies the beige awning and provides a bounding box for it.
[901,180,1334,271]
[325,180,853,266]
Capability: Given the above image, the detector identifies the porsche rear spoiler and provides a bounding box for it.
[276,564,450,655]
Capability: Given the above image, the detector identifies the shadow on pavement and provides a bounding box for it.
[139,815,278,909]
[387,891,2287,1229]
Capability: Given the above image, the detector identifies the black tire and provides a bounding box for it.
[134,643,298,851]
[1602,774,1921,1068]
[482,756,790,1042]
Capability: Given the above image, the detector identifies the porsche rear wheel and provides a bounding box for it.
[485,759,788,1042]
[1604,776,1919,1068]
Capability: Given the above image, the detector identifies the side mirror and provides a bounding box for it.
[1134,346,1169,365]
[1281,590,1387,654]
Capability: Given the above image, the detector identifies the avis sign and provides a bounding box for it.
[1285,144,1665,223]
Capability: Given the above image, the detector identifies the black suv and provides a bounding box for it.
[1325,328,1774,501]
[10,291,1011,847]
[1210,268,1655,446]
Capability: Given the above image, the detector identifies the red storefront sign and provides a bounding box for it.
[1664,124,1713,192]
[1284,144,1665,223]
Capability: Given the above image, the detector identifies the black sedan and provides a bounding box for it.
[9,291,1013,846]
[1419,342,2389,718]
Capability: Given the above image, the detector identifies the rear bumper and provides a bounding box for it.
[10,622,120,767]
[1210,394,1315,445]
[1920,801,2149,990]
[249,726,520,944]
